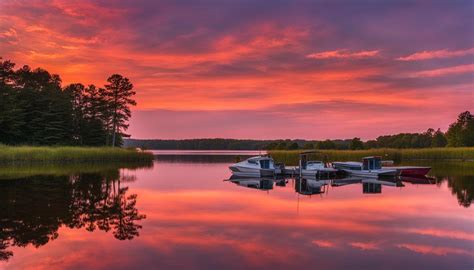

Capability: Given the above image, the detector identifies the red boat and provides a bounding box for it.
[382,166,431,176]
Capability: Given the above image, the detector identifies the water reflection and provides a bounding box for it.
[295,178,330,195]
[225,174,474,208]
[0,165,149,261]
[0,157,473,270]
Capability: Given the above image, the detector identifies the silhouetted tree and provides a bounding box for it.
[316,140,336,149]
[446,111,474,147]
[350,137,364,150]
[0,58,137,147]
[104,74,136,147]
[431,128,447,147]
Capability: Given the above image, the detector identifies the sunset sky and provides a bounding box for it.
[1,0,473,140]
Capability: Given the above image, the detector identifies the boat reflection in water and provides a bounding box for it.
[226,175,275,191]
[295,178,331,195]
[225,175,435,196]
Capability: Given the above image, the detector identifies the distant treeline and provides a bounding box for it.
[0,58,136,146]
[126,111,474,150]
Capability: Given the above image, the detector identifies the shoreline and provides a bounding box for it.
[268,147,474,165]
[0,145,154,165]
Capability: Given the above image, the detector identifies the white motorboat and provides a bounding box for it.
[332,156,399,178]
[300,161,338,178]
[229,156,276,177]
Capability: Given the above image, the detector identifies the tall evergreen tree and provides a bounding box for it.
[64,83,86,145]
[0,58,22,144]
[83,85,107,146]
[104,74,136,147]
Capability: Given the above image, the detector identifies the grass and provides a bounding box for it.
[0,161,154,179]
[269,147,474,165]
[0,145,154,165]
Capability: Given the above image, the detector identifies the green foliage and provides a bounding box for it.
[104,74,136,147]
[432,128,448,147]
[0,145,154,165]
[269,148,474,166]
[0,58,136,147]
[316,140,336,149]
[446,111,474,147]
[350,137,364,150]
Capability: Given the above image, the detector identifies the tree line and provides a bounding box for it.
[0,58,136,146]
[125,111,473,150]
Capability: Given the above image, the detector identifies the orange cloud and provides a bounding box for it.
[398,48,474,61]
[306,49,380,59]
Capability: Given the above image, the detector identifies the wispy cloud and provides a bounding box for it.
[398,48,474,61]
[411,64,474,78]
[396,243,472,256]
[312,240,336,248]
[1,0,472,139]
[349,242,379,251]
[306,49,379,59]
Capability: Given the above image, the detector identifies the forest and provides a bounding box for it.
[0,58,136,146]
[125,111,474,150]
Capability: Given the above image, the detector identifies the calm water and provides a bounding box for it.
[0,152,473,270]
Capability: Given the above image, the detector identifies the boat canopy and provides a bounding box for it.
[362,156,382,170]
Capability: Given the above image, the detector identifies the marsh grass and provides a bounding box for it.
[0,161,154,179]
[269,147,474,165]
[0,145,154,165]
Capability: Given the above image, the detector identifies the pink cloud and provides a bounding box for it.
[398,48,474,61]
[396,243,472,257]
[411,64,474,78]
[306,49,379,59]
[349,242,380,251]
[312,240,336,248]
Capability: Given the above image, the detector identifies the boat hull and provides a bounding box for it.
[383,166,431,176]
[343,169,398,178]
[229,165,274,177]
[301,168,338,178]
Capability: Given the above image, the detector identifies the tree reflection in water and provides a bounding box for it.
[444,176,474,208]
[0,169,146,261]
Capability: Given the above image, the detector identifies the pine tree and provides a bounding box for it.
[104,74,136,147]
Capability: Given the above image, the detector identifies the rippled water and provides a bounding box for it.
[0,152,473,270]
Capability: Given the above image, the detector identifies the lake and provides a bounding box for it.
[0,151,473,270]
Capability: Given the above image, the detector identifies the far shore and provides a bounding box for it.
[268,147,474,165]
[0,145,154,165]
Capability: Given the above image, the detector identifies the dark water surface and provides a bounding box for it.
[0,152,473,270]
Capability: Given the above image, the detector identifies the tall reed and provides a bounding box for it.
[0,145,154,165]
[269,147,474,165]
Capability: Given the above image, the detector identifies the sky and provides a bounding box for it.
[0,0,473,140]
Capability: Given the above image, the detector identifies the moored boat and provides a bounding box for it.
[229,156,276,177]
[382,166,431,176]
[332,156,399,178]
[300,161,338,178]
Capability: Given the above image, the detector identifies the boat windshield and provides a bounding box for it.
[363,157,382,170]
[248,159,259,165]
[308,161,323,164]
[260,159,271,169]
